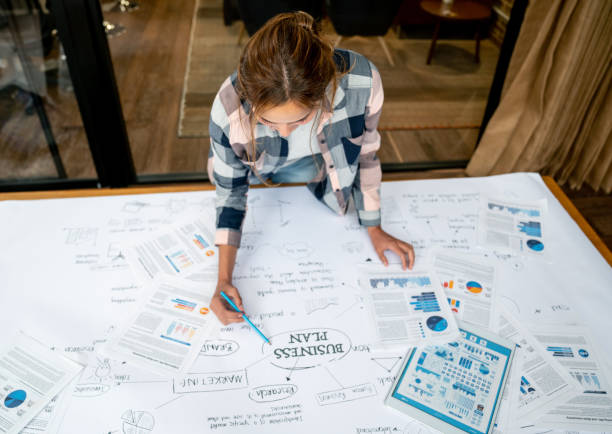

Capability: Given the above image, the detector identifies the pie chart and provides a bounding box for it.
[426,315,448,332]
[466,281,483,294]
[526,239,544,251]
[4,389,26,408]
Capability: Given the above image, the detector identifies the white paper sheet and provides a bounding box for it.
[0,174,611,433]
[532,325,612,431]
[431,249,499,329]
[495,307,579,426]
[359,266,460,348]
[126,215,218,282]
[0,332,82,434]
[103,277,218,376]
[479,197,547,256]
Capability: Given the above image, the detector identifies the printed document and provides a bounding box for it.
[103,277,218,376]
[479,198,546,256]
[386,324,515,434]
[126,216,217,282]
[532,325,612,430]
[360,267,459,348]
[431,250,499,329]
[0,332,82,434]
[495,308,578,425]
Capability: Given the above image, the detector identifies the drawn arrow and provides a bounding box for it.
[286,357,299,381]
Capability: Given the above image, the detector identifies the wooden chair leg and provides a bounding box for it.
[237,23,245,45]
[377,36,395,67]
[474,28,481,63]
[427,20,441,64]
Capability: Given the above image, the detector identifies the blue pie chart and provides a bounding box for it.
[479,364,490,375]
[4,390,26,408]
[426,316,448,332]
[526,239,544,251]
[578,349,589,358]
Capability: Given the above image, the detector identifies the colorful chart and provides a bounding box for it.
[426,315,448,332]
[4,389,26,408]
[410,292,441,313]
[447,297,461,313]
[526,239,544,251]
[465,281,483,294]
[479,364,490,375]
[443,280,454,289]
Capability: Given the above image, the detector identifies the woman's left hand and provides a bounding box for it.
[367,226,415,270]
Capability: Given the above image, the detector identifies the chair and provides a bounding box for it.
[234,0,324,37]
[325,0,403,66]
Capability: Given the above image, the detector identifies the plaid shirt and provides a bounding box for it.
[207,49,383,247]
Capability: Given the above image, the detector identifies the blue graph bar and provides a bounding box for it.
[410,292,440,312]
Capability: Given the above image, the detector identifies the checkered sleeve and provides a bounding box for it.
[207,85,249,247]
[352,61,383,227]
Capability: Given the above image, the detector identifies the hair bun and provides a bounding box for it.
[293,11,315,32]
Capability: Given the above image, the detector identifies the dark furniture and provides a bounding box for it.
[420,0,492,64]
[325,0,402,65]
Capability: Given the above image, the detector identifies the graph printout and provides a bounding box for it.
[495,308,578,424]
[360,267,459,348]
[432,250,499,329]
[532,325,612,430]
[0,332,82,434]
[103,277,218,376]
[126,216,217,282]
[479,198,546,256]
[388,326,514,434]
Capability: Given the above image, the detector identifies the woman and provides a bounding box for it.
[207,11,414,325]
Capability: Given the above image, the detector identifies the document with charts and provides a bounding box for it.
[386,324,516,434]
[126,215,218,282]
[0,332,82,434]
[103,277,218,376]
[431,249,499,330]
[360,267,459,349]
[531,325,612,430]
[479,198,546,256]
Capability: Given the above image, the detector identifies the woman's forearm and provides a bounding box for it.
[217,244,238,283]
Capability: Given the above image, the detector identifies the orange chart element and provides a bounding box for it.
[443,280,454,289]
[200,307,210,315]
[205,250,215,257]
[466,281,483,294]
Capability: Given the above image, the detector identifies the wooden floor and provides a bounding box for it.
[1,0,485,179]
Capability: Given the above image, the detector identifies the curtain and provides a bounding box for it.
[466,0,612,193]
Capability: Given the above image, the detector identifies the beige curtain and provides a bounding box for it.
[467,0,612,193]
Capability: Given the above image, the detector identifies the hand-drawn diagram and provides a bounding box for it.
[64,227,98,246]
[371,356,403,373]
[121,409,154,434]
[3,176,606,433]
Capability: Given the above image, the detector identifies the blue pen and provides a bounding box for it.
[220,291,271,345]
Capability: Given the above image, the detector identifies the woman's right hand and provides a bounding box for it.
[210,280,245,325]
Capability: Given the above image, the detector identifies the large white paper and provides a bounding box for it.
[431,249,499,329]
[0,332,82,434]
[126,215,218,282]
[103,277,218,376]
[532,325,612,430]
[495,308,578,425]
[479,197,547,256]
[359,266,460,348]
[0,174,611,433]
